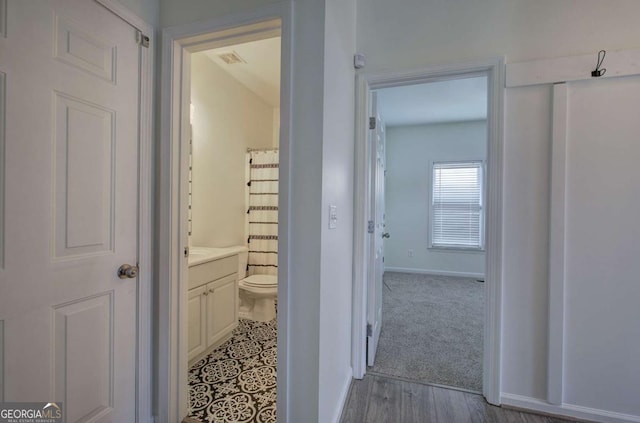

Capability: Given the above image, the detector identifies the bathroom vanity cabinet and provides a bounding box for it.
[188,251,240,364]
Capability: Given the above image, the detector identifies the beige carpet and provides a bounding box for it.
[371,272,484,392]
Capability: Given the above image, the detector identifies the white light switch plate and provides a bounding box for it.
[329,205,338,229]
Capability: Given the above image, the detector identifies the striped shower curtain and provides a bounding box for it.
[246,150,279,276]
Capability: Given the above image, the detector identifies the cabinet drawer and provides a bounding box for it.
[189,255,238,290]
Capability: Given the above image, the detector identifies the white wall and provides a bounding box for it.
[318,0,356,421]
[357,0,640,420]
[190,53,274,247]
[357,0,640,69]
[502,84,552,401]
[384,121,486,278]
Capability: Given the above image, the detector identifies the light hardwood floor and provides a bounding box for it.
[340,374,579,423]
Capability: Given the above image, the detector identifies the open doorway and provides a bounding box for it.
[370,76,488,392]
[185,36,281,422]
[352,59,504,404]
[159,9,292,422]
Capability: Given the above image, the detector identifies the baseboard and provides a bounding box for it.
[331,369,354,423]
[501,393,640,423]
[384,266,485,279]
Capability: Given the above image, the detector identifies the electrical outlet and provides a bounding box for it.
[408,249,413,257]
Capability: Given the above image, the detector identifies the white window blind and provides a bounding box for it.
[431,161,483,249]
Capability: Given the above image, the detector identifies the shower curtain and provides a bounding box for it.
[246,149,279,276]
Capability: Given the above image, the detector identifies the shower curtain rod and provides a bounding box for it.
[247,147,279,152]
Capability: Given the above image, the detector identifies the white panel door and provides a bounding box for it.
[0,1,141,421]
[367,93,386,367]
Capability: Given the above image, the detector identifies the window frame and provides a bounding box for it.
[428,159,486,252]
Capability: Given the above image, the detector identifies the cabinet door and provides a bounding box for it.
[207,274,238,346]
[188,285,207,362]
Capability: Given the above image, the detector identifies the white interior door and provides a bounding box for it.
[0,1,141,421]
[367,93,386,367]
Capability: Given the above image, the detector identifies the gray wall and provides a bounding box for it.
[385,121,486,277]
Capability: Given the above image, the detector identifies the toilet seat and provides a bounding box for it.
[241,274,277,288]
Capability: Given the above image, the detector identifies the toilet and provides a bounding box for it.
[238,274,278,322]
[236,249,277,322]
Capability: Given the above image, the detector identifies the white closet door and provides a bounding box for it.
[0,1,141,421]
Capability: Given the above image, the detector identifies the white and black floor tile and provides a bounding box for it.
[188,318,277,423]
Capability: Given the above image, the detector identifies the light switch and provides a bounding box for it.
[329,205,338,229]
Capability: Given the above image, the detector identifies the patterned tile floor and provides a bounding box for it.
[188,318,277,423]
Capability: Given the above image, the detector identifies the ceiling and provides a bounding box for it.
[376,76,488,127]
[201,39,484,123]
[203,36,281,107]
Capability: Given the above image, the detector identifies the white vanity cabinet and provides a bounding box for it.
[206,273,237,347]
[188,251,240,364]
[188,285,208,360]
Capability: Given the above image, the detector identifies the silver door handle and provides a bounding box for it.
[382,232,390,239]
[117,264,139,279]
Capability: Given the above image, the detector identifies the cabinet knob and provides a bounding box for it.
[209,289,215,293]
[203,291,208,296]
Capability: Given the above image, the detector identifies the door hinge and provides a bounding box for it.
[367,220,374,234]
[369,117,376,130]
[366,323,372,337]
[184,246,189,258]
[136,30,150,48]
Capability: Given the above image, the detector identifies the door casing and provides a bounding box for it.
[95,2,155,421]
[352,57,505,405]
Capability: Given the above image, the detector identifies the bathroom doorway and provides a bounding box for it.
[159,10,292,422]
[185,35,281,423]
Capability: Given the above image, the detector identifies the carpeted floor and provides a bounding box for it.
[187,318,277,423]
[371,271,484,392]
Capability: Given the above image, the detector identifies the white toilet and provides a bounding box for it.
[237,251,277,322]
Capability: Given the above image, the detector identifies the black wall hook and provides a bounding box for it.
[592,50,607,77]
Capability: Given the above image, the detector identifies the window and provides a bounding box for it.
[430,161,484,250]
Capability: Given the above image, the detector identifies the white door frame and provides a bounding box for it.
[352,57,505,405]
[93,1,155,421]
[158,4,292,422]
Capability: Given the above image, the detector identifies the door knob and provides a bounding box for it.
[117,264,139,279]
[382,232,390,239]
